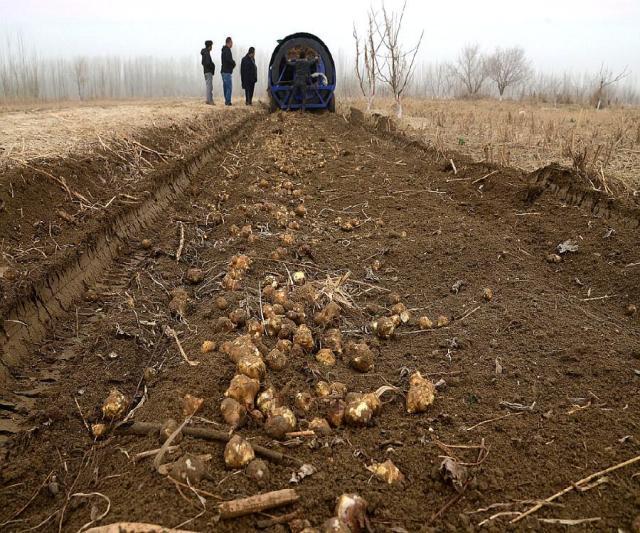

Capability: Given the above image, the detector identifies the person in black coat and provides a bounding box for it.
[200,40,215,104]
[240,47,258,105]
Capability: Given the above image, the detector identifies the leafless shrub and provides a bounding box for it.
[372,1,424,118]
[353,10,382,111]
[448,44,487,97]
[592,64,630,109]
[485,46,531,100]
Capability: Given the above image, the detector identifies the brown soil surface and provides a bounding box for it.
[0,105,255,320]
[1,109,640,532]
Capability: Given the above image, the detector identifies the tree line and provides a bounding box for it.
[352,2,636,116]
[1,29,637,109]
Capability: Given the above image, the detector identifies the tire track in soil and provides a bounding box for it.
[1,110,639,532]
[0,110,263,384]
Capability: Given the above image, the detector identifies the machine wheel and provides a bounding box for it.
[327,94,336,113]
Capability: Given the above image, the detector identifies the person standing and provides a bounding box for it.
[221,37,236,106]
[201,40,215,105]
[240,47,258,105]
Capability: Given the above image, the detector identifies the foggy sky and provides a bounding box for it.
[1,0,639,76]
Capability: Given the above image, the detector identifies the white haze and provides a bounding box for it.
[2,0,639,73]
[0,0,638,103]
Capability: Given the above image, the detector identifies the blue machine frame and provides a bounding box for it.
[268,33,336,111]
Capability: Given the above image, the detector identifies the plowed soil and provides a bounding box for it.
[1,108,640,532]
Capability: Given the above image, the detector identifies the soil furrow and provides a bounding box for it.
[0,110,639,532]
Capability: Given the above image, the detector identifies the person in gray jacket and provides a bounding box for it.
[201,40,215,104]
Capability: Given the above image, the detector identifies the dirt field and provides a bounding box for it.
[1,103,640,532]
[349,98,640,192]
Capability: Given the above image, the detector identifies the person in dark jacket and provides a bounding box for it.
[201,40,215,105]
[221,37,236,106]
[240,47,258,105]
[287,50,318,111]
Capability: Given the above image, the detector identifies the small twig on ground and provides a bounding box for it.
[449,159,457,174]
[74,397,91,433]
[153,416,191,473]
[133,445,180,463]
[71,492,111,533]
[256,509,301,529]
[510,454,640,523]
[499,401,536,412]
[539,517,601,525]
[176,221,185,263]
[0,472,53,527]
[429,479,470,524]
[472,170,499,184]
[457,306,481,322]
[465,411,524,431]
[164,326,199,366]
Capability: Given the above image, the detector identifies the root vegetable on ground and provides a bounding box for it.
[321,517,350,532]
[314,301,341,328]
[224,434,255,468]
[294,392,313,412]
[200,340,216,353]
[322,329,342,354]
[237,353,267,380]
[266,348,288,370]
[418,316,433,330]
[182,394,204,417]
[257,386,281,415]
[366,459,405,484]
[220,397,247,429]
[344,397,373,426]
[315,348,336,367]
[168,453,209,484]
[169,288,189,318]
[346,342,374,373]
[246,459,270,484]
[309,417,332,435]
[265,406,297,440]
[185,268,204,284]
[372,316,396,339]
[293,324,314,351]
[406,371,436,413]
[327,400,346,427]
[315,381,331,397]
[222,334,260,363]
[101,389,128,420]
[335,493,368,533]
[225,374,260,410]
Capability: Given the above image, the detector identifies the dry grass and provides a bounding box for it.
[346,97,640,192]
[0,98,252,169]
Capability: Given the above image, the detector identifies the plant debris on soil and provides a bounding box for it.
[1,105,640,532]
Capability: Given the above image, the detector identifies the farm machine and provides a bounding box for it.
[268,32,336,112]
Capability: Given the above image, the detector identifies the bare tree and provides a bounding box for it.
[353,9,382,111]
[592,64,630,109]
[485,46,530,100]
[72,57,88,100]
[449,43,487,97]
[373,1,424,118]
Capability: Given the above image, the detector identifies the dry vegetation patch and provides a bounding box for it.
[0,99,236,169]
[349,98,640,191]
